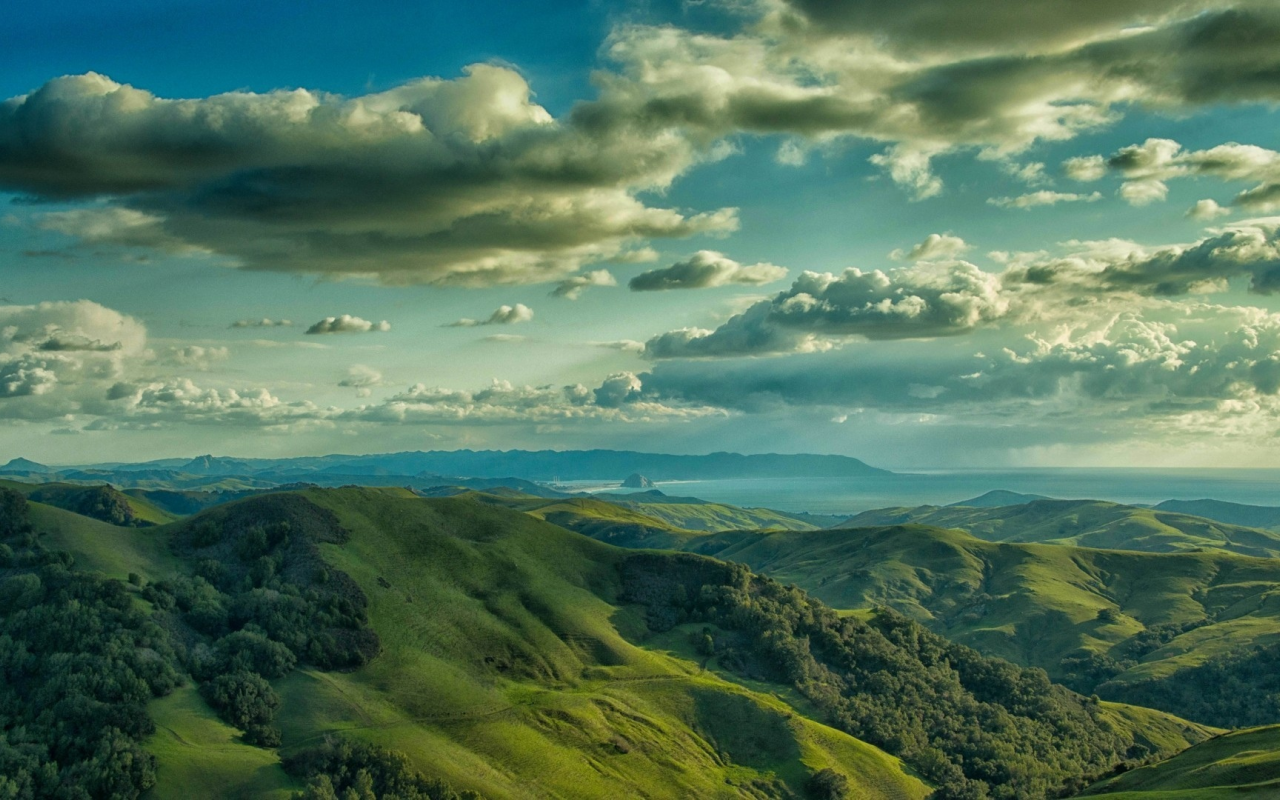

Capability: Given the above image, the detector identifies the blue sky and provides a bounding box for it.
[3,0,1280,467]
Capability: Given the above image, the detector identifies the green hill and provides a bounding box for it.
[1,478,177,526]
[2,487,1219,800]
[1154,499,1280,532]
[1081,725,1280,797]
[662,524,1280,728]
[4,488,932,799]
[843,499,1280,558]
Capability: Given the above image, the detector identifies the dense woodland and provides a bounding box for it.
[622,552,1153,800]
[0,489,179,798]
[0,489,440,799]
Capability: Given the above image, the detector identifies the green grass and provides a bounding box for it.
[30,501,179,580]
[145,687,298,800]
[289,488,931,799]
[4,479,179,526]
[27,487,927,799]
[844,500,1280,558]
[1081,726,1280,797]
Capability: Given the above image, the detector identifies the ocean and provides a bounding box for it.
[570,469,1280,516]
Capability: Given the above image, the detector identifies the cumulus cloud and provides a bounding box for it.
[0,300,146,417]
[0,68,737,286]
[644,219,1280,358]
[446,303,533,327]
[645,261,1007,357]
[1071,138,1280,210]
[231,318,292,328]
[165,345,229,370]
[636,305,1280,444]
[1188,199,1232,220]
[989,191,1103,209]
[305,315,391,335]
[1063,155,1108,182]
[583,4,1280,199]
[890,234,970,262]
[550,269,617,299]
[629,251,788,291]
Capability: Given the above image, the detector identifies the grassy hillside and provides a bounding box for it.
[1154,499,1280,531]
[672,525,1280,722]
[10,487,1225,799]
[1081,726,1280,797]
[285,489,929,799]
[844,499,1280,558]
[12,487,930,800]
[1,478,177,526]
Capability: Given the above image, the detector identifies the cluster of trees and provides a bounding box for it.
[0,489,182,799]
[622,552,1146,800]
[141,495,380,745]
[284,737,480,800]
[1104,641,1280,728]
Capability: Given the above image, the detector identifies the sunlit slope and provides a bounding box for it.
[681,525,1280,686]
[2,478,177,526]
[844,499,1280,557]
[288,489,929,799]
[112,488,926,800]
[1080,725,1280,797]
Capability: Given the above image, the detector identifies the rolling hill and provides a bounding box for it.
[1154,499,1280,531]
[661,524,1280,728]
[1081,725,1280,797]
[842,499,1280,558]
[2,487,1221,799]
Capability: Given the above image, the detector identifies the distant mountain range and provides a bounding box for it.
[0,448,890,485]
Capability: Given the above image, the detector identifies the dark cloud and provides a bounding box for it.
[0,67,737,286]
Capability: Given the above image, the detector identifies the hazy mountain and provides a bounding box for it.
[949,489,1050,507]
[1155,498,1280,530]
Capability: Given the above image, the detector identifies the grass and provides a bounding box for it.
[1081,725,1280,797]
[145,687,298,800]
[671,524,1280,688]
[29,486,1257,798]
[22,487,926,799]
[291,488,932,799]
[844,500,1280,558]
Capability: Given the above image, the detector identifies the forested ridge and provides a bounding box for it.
[622,552,1186,800]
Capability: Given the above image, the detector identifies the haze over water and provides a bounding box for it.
[582,469,1280,516]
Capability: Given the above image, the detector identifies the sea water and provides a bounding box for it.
[569,469,1280,516]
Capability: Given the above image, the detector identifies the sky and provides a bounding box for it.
[2,0,1280,468]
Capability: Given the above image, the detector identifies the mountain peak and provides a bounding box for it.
[0,457,53,473]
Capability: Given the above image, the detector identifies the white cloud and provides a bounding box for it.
[644,219,1280,358]
[1063,155,1108,182]
[0,68,737,286]
[890,233,971,262]
[1187,199,1231,220]
[988,190,1103,209]
[550,269,617,299]
[305,315,391,335]
[165,345,229,370]
[1119,179,1169,206]
[446,303,534,327]
[629,251,788,291]
[231,318,293,328]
